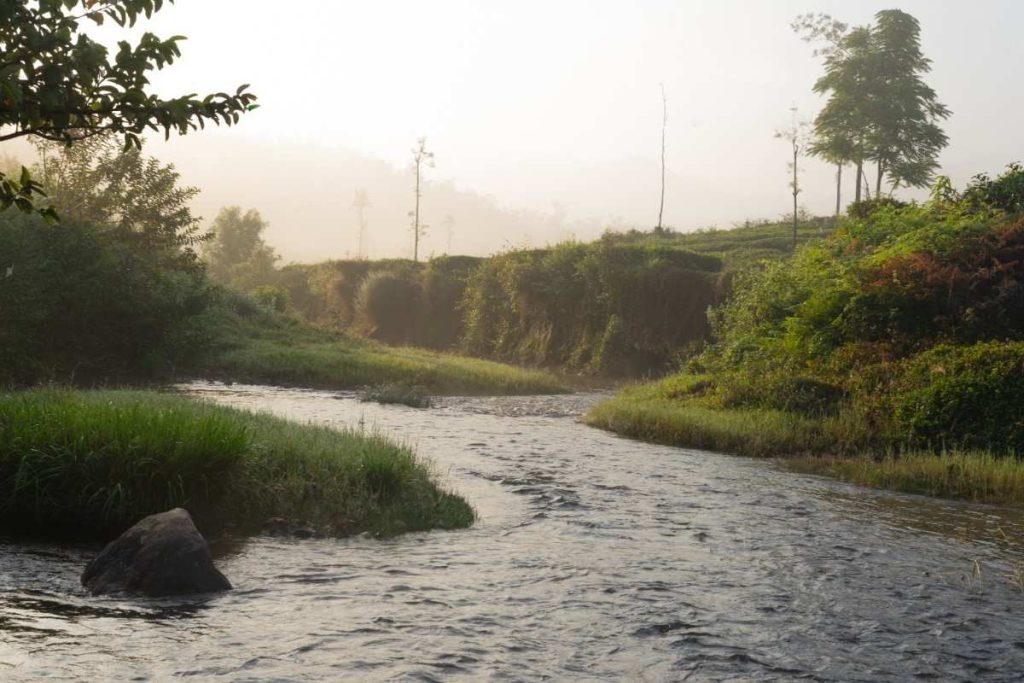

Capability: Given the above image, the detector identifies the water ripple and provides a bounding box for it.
[1,381,1023,680]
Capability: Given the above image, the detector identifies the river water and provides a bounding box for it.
[2,382,1024,681]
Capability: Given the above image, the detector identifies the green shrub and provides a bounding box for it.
[962,162,1024,215]
[459,241,720,374]
[890,342,1024,453]
[846,197,908,220]
[355,269,422,344]
[251,284,291,312]
[0,211,213,386]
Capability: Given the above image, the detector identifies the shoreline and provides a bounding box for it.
[584,384,1024,508]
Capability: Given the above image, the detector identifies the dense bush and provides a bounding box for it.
[0,211,213,385]
[961,163,1024,215]
[889,342,1024,453]
[716,372,845,417]
[250,284,291,313]
[460,242,723,373]
[354,268,422,344]
[846,197,908,219]
[419,256,480,349]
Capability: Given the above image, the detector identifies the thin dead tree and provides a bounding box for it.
[657,83,667,230]
[411,137,434,262]
[775,106,810,251]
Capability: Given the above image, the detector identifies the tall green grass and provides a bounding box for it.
[194,297,569,395]
[787,452,1024,506]
[209,339,568,395]
[585,376,1024,506]
[0,390,474,539]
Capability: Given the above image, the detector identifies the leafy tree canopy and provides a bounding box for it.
[798,10,949,197]
[32,135,204,264]
[202,206,279,290]
[0,0,257,215]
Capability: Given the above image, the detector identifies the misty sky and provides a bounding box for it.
[12,1,1024,261]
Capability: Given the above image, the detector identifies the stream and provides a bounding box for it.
[2,381,1024,680]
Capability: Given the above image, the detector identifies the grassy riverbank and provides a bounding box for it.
[0,390,474,539]
[585,375,1024,506]
[587,169,1024,506]
[193,294,569,395]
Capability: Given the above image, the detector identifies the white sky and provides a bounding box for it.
[14,1,1024,261]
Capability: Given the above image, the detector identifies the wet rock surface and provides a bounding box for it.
[81,508,231,597]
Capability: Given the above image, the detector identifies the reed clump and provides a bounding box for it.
[0,389,474,539]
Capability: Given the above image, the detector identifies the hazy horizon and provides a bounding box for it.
[7,0,1024,262]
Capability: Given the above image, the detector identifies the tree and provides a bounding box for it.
[799,10,949,204]
[202,207,278,290]
[1,138,215,383]
[867,10,950,194]
[351,188,370,259]
[810,25,876,204]
[32,136,203,264]
[656,83,667,230]
[0,0,256,216]
[410,137,434,262]
[775,107,810,251]
[793,14,852,215]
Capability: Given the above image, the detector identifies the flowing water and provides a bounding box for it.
[3,382,1024,681]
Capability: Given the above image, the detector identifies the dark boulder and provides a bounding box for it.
[81,508,232,597]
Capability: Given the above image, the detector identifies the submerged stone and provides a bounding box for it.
[262,516,317,538]
[81,508,232,597]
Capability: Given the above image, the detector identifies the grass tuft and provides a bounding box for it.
[359,382,433,408]
[0,389,474,539]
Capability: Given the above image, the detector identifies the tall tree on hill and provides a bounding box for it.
[793,14,851,215]
[0,0,256,217]
[867,10,950,194]
[811,25,876,205]
[656,83,667,231]
[410,137,434,262]
[799,10,949,206]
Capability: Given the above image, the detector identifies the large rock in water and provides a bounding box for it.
[81,508,232,596]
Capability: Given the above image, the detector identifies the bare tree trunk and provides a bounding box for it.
[792,144,799,251]
[657,84,666,230]
[855,160,863,203]
[875,159,884,197]
[835,163,842,217]
[413,160,421,262]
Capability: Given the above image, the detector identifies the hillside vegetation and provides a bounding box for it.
[588,166,1024,504]
[195,291,569,395]
[0,207,566,395]
[263,219,834,376]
